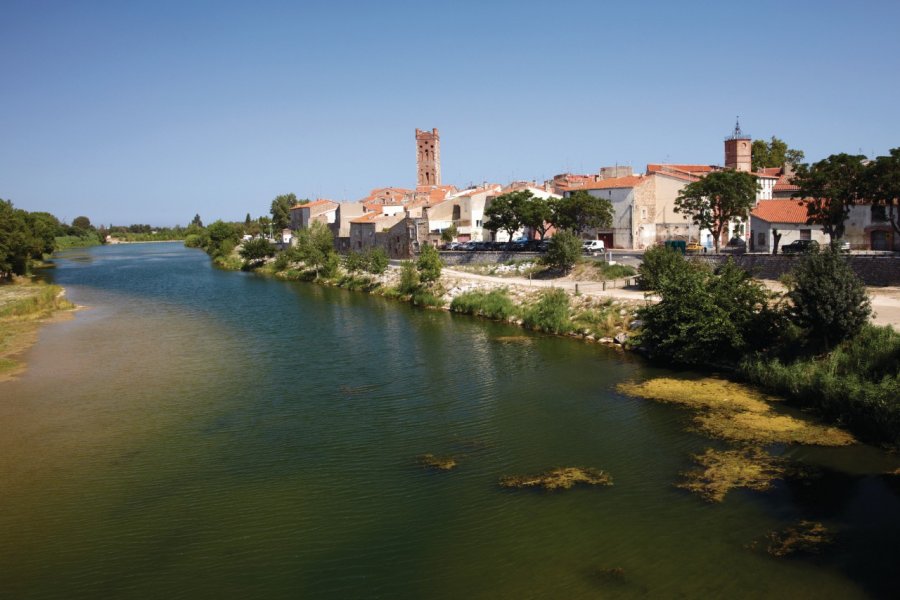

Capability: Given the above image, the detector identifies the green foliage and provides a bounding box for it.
[484,192,526,240]
[270,194,299,231]
[792,153,867,240]
[239,237,275,263]
[741,325,900,445]
[205,221,241,258]
[397,261,420,294]
[364,248,389,274]
[1,200,83,277]
[551,191,614,235]
[636,259,776,365]
[638,244,692,290]
[293,221,336,278]
[411,289,445,308]
[416,244,442,283]
[863,147,900,238]
[54,233,103,249]
[343,250,366,273]
[523,288,571,334]
[184,233,206,248]
[594,262,636,280]
[450,289,516,320]
[518,195,553,239]
[675,170,758,253]
[543,230,582,272]
[190,214,204,228]
[273,250,291,271]
[785,247,871,349]
[751,136,805,171]
[72,216,92,230]
[440,223,458,243]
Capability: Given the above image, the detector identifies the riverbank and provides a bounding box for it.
[0,279,75,382]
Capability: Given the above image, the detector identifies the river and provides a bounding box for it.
[1,243,898,599]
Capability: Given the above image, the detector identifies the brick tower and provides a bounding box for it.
[724,118,752,172]
[416,128,441,186]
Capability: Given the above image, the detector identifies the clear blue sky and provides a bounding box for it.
[2,0,899,226]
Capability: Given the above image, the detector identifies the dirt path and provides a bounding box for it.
[441,267,900,330]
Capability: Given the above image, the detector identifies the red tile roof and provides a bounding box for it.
[647,164,716,174]
[757,167,782,177]
[350,212,384,224]
[575,175,647,190]
[291,199,338,211]
[750,199,811,224]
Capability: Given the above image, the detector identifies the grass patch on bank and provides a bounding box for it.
[0,281,74,380]
[450,289,516,320]
[741,324,900,446]
[523,288,571,334]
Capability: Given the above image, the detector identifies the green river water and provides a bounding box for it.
[1,243,898,599]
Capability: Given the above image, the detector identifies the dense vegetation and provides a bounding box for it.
[635,247,899,445]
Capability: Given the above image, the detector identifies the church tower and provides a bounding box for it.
[416,128,441,186]
[724,118,752,172]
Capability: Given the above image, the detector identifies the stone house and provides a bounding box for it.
[290,199,339,230]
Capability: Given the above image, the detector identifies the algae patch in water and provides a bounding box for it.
[618,377,854,446]
[766,521,832,557]
[416,453,458,471]
[677,447,785,503]
[500,467,612,491]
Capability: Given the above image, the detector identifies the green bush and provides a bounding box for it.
[544,230,582,273]
[638,244,690,290]
[398,261,420,294]
[594,262,636,280]
[523,288,571,334]
[411,289,445,308]
[635,259,776,366]
[273,251,291,271]
[239,237,275,262]
[343,251,366,273]
[416,244,442,283]
[786,247,871,350]
[365,248,389,275]
[450,289,516,320]
[184,233,205,248]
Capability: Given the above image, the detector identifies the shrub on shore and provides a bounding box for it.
[523,288,571,334]
[638,244,689,291]
[450,289,516,321]
[543,230,582,273]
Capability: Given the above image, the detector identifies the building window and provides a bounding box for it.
[640,207,647,220]
[799,229,811,240]
[476,219,482,228]
[871,205,887,222]
[758,232,766,246]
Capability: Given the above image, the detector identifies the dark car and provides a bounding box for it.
[720,237,747,254]
[781,239,819,254]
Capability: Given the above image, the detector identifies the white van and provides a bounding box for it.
[582,240,605,254]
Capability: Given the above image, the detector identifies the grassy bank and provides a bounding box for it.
[0,280,75,381]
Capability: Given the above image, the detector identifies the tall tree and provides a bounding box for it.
[792,153,867,240]
[551,191,614,235]
[517,192,553,239]
[484,192,525,241]
[270,193,298,231]
[864,147,900,237]
[674,170,758,253]
[72,216,92,230]
[751,136,805,171]
[190,213,204,228]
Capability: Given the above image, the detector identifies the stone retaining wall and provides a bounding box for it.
[438,251,544,266]
[693,254,900,286]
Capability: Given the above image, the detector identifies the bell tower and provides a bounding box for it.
[416,128,441,186]
[724,117,752,172]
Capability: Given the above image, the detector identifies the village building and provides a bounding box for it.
[416,128,441,187]
[289,199,339,230]
[749,199,827,253]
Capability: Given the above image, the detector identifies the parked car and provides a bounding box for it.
[834,240,851,253]
[781,239,819,254]
[686,242,703,254]
[720,237,747,254]
[582,240,605,255]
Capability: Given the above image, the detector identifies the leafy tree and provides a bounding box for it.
[786,247,871,349]
[72,216,92,230]
[365,248,389,274]
[636,259,775,365]
[191,213,204,228]
[206,221,241,257]
[0,200,31,277]
[239,237,274,261]
[792,153,867,241]
[544,230,582,273]
[517,193,553,239]
[638,244,690,291]
[551,191,614,235]
[25,212,62,257]
[751,136,805,171]
[416,244,442,283]
[864,147,900,238]
[440,223,458,243]
[484,192,524,241]
[674,170,758,253]
[270,193,298,231]
[293,220,335,278]
[244,213,252,227]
